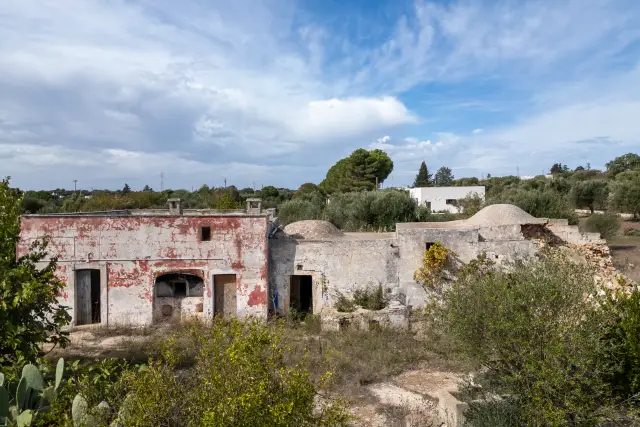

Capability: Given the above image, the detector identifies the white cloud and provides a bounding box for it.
[1,0,639,189]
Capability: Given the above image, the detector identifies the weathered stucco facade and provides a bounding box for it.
[269,205,606,314]
[19,201,270,326]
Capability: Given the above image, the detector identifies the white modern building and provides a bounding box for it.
[407,186,485,213]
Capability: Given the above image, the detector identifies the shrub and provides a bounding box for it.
[413,242,457,293]
[429,252,619,425]
[489,187,578,224]
[277,199,324,225]
[458,192,484,217]
[1,178,71,368]
[334,293,356,313]
[353,285,387,311]
[598,289,640,399]
[119,320,350,426]
[584,212,621,239]
[324,190,419,231]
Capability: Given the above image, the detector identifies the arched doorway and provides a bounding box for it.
[154,272,204,323]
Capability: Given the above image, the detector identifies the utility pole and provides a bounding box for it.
[73,180,77,192]
[224,178,227,188]
[517,166,520,177]
[252,180,256,192]
[160,172,165,192]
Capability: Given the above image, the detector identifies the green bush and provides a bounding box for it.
[333,293,356,313]
[458,193,484,217]
[118,320,350,426]
[428,251,622,425]
[584,212,621,239]
[353,285,387,311]
[1,178,71,368]
[462,398,522,427]
[324,190,418,231]
[489,188,578,224]
[598,288,640,398]
[277,199,324,225]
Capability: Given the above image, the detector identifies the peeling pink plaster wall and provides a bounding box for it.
[18,215,269,325]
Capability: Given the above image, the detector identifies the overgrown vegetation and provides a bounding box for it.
[334,285,387,312]
[426,248,640,426]
[0,178,71,369]
[584,211,621,239]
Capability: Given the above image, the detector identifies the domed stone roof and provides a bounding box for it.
[466,204,546,226]
[283,220,344,239]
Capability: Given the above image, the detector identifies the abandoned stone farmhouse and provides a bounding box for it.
[18,198,605,327]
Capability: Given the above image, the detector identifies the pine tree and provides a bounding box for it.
[122,183,131,194]
[413,161,432,187]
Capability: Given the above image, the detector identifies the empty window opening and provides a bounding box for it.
[76,269,101,325]
[425,242,435,251]
[155,273,204,298]
[214,274,237,317]
[171,201,177,209]
[200,226,211,241]
[445,199,459,206]
[290,275,313,314]
[296,264,303,271]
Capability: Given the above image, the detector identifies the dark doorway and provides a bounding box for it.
[290,275,313,313]
[76,269,101,325]
[214,274,237,317]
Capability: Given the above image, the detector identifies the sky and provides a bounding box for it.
[1,0,639,191]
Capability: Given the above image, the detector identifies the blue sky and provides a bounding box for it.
[1,0,639,191]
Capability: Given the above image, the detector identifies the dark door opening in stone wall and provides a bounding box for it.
[76,269,101,325]
[290,275,313,313]
[214,274,237,317]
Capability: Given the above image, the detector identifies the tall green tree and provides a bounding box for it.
[611,170,640,218]
[571,180,609,213]
[606,153,640,178]
[122,183,131,194]
[550,163,570,174]
[0,178,71,367]
[321,149,394,194]
[434,166,454,186]
[413,161,432,187]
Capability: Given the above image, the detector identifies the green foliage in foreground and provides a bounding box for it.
[5,320,350,427]
[429,251,640,426]
[0,178,71,368]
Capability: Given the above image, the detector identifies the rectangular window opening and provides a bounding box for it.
[445,199,458,206]
[200,226,211,241]
[426,242,435,251]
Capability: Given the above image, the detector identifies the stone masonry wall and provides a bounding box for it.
[269,236,398,314]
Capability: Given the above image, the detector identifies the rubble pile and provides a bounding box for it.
[565,243,635,291]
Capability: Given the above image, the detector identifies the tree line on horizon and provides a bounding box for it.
[8,151,640,230]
